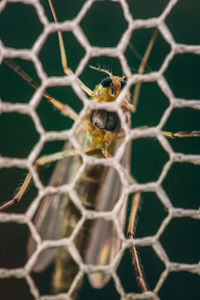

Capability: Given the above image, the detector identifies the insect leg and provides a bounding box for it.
[4,59,78,121]
[83,143,99,153]
[132,29,158,109]
[162,130,200,138]
[0,147,93,211]
[124,30,158,292]
[100,130,125,158]
[48,0,96,98]
[127,192,148,292]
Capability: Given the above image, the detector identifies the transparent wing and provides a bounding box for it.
[85,140,131,288]
[27,138,83,272]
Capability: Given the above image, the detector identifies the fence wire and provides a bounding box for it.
[0,0,200,299]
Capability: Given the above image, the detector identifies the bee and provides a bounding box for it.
[0,0,200,299]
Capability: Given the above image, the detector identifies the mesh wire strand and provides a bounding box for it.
[0,0,200,299]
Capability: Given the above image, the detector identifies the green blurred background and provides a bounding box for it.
[0,0,200,299]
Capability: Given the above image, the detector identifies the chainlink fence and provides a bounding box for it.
[0,0,200,299]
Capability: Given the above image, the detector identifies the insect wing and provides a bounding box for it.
[85,140,131,288]
[27,140,83,272]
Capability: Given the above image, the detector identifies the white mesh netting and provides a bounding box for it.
[0,0,200,299]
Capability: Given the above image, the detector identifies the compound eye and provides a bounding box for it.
[101,77,112,87]
[121,80,127,89]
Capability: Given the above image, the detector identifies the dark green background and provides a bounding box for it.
[0,0,200,299]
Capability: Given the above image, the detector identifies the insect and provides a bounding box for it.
[1,1,200,299]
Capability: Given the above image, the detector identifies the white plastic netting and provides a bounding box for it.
[0,0,200,299]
